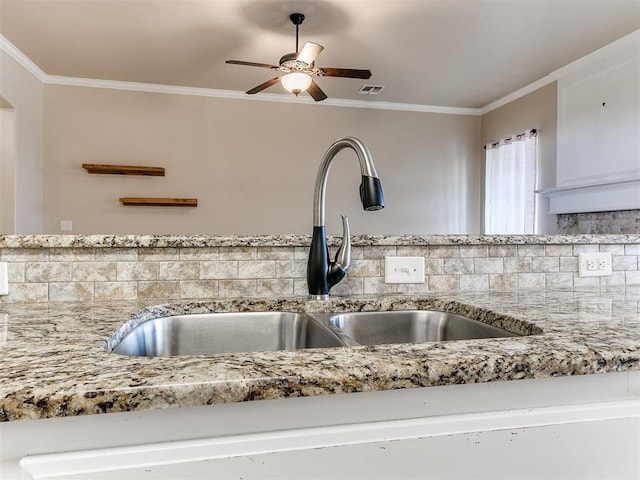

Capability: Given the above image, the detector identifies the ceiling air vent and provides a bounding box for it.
[358,85,385,95]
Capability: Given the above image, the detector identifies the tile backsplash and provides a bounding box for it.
[557,209,640,234]
[1,239,639,302]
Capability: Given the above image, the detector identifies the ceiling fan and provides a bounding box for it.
[226,13,372,102]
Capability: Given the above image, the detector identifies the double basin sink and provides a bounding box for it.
[110,310,518,357]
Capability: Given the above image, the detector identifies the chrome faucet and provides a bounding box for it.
[307,137,385,299]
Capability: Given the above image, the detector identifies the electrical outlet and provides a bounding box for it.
[578,252,612,277]
[60,220,73,231]
[384,257,425,283]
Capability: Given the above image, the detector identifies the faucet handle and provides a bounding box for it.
[334,215,351,271]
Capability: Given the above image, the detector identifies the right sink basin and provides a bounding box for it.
[322,310,517,346]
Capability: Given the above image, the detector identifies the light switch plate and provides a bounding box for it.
[385,256,425,283]
[0,262,8,295]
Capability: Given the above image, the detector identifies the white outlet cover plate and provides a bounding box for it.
[578,252,612,277]
[385,256,425,284]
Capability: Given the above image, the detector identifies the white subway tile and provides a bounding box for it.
[238,261,275,279]
[72,262,116,282]
[362,277,393,295]
[179,280,219,299]
[518,273,545,289]
[275,260,306,279]
[117,262,159,281]
[488,245,516,257]
[444,258,474,275]
[428,275,459,291]
[532,257,559,273]
[219,279,257,297]
[200,261,238,279]
[1,283,48,303]
[612,256,638,271]
[625,271,640,285]
[545,273,573,288]
[429,246,459,258]
[474,258,503,274]
[49,282,93,302]
[95,282,137,301]
[545,245,573,257]
[559,257,578,272]
[257,279,294,296]
[489,274,518,290]
[459,246,488,258]
[517,245,545,257]
[459,274,489,291]
[137,281,180,299]
[367,245,399,258]
[159,261,199,280]
[26,262,71,283]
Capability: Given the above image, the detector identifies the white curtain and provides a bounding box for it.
[484,130,537,234]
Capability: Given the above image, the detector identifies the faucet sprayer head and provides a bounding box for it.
[360,175,385,211]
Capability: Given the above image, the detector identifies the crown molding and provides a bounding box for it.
[0,34,47,82]
[44,75,481,115]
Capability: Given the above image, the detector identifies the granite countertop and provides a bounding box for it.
[1,287,639,422]
[2,233,640,248]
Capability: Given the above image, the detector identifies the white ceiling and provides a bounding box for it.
[1,0,639,108]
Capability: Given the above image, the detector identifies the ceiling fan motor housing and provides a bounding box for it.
[279,52,318,73]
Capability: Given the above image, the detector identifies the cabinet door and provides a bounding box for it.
[548,35,640,214]
[558,55,640,188]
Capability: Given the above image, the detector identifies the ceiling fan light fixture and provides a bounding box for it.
[281,72,312,95]
[225,12,372,101]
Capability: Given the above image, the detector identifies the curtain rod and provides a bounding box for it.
[484,128,537,150]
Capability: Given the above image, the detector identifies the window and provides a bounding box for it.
[484,129,537,234]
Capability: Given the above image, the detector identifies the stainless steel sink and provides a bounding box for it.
[109,309,519,357]
[321,310,516,346]
[111,311,345,357]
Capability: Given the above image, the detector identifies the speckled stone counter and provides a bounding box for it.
[1,287,639,422]
[2,233,640,248]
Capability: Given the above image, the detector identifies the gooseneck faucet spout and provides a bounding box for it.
[307,137,384,299]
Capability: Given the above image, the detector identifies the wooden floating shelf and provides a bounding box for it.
[82,164,165,176]
[119,197,198,207]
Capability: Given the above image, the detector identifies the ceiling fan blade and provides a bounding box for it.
[320,67,372,79]
[246,77,281,95]
[307,80,328,102]
[296,42,324,65]
[226,60,279,69]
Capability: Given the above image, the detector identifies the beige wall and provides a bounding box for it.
[481,82,558,234]
[0,51,43,233]
[43,85,481,235]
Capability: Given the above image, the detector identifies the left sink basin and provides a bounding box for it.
[110,312,345,357]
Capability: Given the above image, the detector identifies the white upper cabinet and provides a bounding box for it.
[545,31,640,214]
